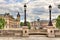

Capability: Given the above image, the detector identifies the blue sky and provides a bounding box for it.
[0,0,60,22]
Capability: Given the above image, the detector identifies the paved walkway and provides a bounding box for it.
[0,35,60,40]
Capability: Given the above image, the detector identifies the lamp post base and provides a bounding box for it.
[22,26,29,37]
[47,26,55,37]
[48,21,53,26]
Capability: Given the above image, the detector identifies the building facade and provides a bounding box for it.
[30,19,41,29]
[30,20,56,29]
[0,12,20,29]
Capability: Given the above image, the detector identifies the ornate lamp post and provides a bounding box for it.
[58,4,60,9]
[24,4,27,26]
[48,5,53,26]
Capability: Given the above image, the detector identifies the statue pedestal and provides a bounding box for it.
[22,26,29,37]
[47,26,55,37]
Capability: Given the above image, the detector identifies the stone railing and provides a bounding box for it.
[54,30,60,37]
[29,29,47,35]
[0,30,23,37]
[0,28,60,37]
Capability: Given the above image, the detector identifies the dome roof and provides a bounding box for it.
[17,12,20,17]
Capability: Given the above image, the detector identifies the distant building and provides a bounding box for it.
[0,12,20,29]
[40,20,48,27]
[30,19,41,29]
[40,20,56,28]
[30,19,56,29]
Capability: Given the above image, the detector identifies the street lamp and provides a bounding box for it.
[24,4,27,26]
[58,4,60,9]
[48,5,53,26]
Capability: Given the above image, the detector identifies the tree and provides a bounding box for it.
[0,18,6,29]
[56,15,60,29]
[20,22,31,29]
[20,22,24,26]
[27,22,31,29]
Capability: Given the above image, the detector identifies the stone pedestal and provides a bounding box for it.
[47,26,55,37]
[22,26,29,37]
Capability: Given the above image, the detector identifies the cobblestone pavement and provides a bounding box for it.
[0,35,60,40]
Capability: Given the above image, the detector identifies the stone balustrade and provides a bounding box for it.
[0,28,60,37]
[54,30,60,37]
[0,30,23,37]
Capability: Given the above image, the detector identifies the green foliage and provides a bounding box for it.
[20,22,31,29]
[20,22,24,26]
[0,18,6,29]
[26,22,31,29]
[56,15,60,29]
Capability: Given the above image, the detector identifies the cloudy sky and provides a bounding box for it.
[0,0,60,22]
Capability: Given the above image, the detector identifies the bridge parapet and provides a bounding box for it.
[54,29,60,37]
[0,29,23,37]
[29,29,47,35]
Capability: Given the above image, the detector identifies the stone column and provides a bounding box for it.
[47,26,55,37]
[22,26,29,37]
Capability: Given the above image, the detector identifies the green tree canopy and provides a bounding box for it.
[26,22,31,29]
[20,22,24,26]
[20,22,31,29]
[0,18,6,29]
[56,15,60,29]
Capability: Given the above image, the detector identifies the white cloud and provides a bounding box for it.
[0,0,60,22]
[0,0,6,3]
